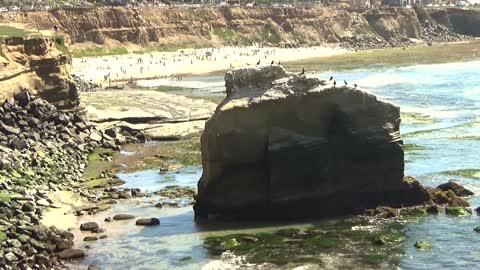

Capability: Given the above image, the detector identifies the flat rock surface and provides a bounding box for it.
[81,90,217,139]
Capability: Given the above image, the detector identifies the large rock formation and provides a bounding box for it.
[0,36,78,109]
[194,66,430,219]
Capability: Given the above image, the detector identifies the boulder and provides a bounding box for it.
[83,236,98,241]
[57,248,85,260]
[79,222,99,232]
[194,66,430,219]
[436,181,474,197]
[113,214,135,221]
[135,218,160,226]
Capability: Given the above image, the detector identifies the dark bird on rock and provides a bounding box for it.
[301,68,305,75]
[344,80,348,86]
[354,83,358,88]
[329,76,333,81]
[333,80,336,87]
[278,61,281,65]
[271,60,274,65]
[256,60,260,65]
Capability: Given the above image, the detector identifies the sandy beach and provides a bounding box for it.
[72,46,349,84]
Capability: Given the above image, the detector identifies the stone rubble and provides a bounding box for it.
[0,91,120,269]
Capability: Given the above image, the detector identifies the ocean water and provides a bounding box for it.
[72,60,480,269]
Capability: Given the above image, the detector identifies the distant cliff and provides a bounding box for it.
[0,7,476,51]
[0,36,78,109]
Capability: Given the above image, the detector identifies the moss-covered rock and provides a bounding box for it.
[414,241,432,250]
[445,207,471,217]
[204,218,406,267]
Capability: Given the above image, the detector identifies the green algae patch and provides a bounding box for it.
[73,47,128,58]
[0,191,11,203]
[445,207,471,217]
[220,238,240,250]
[401,112,435,124]
[403,144,427,152]
[414,241,432,251]
[204,218,406,267]
[84,148,114,181]
[0,231,6,243]
[116,140,201,173]
[441,169,480,180]
[177,256,193,263]
[84,177,124,188]
[285,40,480,72]
[402,207,427,218]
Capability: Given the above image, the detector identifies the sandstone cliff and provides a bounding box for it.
[0,7,474,51]
[194,66,430,219]
[0,36,78,109]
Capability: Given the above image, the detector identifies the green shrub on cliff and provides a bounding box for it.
[73,47,128,58]
[54,36,69,54]
[261,24,280,44]
[0,26,30,37]
[213,27,236,42]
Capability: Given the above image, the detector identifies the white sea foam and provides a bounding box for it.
[136,78,224,89]
[398,60,480,72]
[355,73,412,88]
[401,105,472,120]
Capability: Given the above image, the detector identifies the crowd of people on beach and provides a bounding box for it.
[72,46,282,87]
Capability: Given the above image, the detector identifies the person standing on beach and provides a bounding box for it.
[53,25,58,35]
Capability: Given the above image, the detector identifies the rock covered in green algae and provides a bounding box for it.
[204,218,407,267]
[402,207,428,217]
[445,207,472,217]
[414,241,432,251]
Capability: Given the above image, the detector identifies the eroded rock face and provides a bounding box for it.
[0,36,79,109]
[194,66,430,219]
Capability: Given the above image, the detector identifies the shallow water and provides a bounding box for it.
[74,60,480,269]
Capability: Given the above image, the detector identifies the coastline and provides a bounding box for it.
[72,46,349,84]
[73,40,480,85]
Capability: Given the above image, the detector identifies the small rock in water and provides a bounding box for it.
[445,207,471,217]
[83,236,98,242]
[474,227,480,233]
[426,205,440,215]
[87,265,100,270]
[113,214,135,220]
[414,241,432,251]
[99,235,108,239]
[80,222,99,231]
[57,248,85,259]
[136,218,160,226]
[177,256,193,263]
[92,228,106,233]
[436,181,474,197]
[104,217,113,222]
[155,203,163,208]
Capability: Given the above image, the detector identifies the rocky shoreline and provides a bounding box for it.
[0,91,125,269]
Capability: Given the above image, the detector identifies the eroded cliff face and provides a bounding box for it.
[194,66,431,220]
[0,6,473,50]
[427,8,480,37]
[0,36,78,109]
